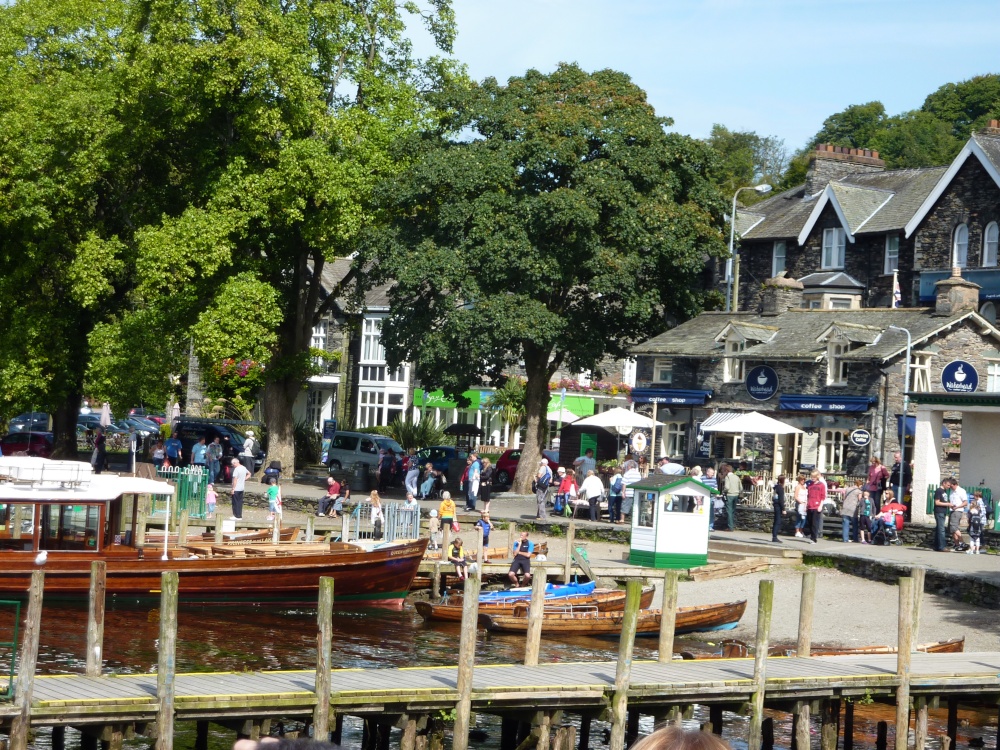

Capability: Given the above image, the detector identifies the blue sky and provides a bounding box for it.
[411,0,1000,151]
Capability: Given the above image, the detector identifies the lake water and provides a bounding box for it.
[1,600,995,750]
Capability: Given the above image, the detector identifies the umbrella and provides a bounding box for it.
[546,408,580,424]
[699,411,802,435]
[442,423,483,437]
[572,407,665,430]
[99,402,112,427]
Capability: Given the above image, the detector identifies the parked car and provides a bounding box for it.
[414,445,469,474]
[114,419,156,437]
[0,432,54,458]
[8,412,49,433]
[77,414,126,434]
[494,448,560,486]
[171,419,266,471]
[326,432,404,473]
[129,408,166,425]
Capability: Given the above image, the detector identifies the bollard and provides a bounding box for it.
[609,580,643,750]
[896,577,914,750]
[86,561,106,678]
[748,579,774,750]
[658,570,680,663]
[306,515,315,543]
[314,577,335,740]
[452,575,481,750]
[562,519,575,584]
[796,568,816,656]
[155,571,179,750]
[524,570,548,666]
[178,509,189,545]
[214,512,224,544]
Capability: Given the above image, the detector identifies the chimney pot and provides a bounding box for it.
[992,119,999,128]
[871,150,879,159]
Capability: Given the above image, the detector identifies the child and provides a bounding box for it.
[428,509,441,550]
[439,492,456,531]
[266,477,282,521]
[858,490,874,544]
[794,475,808,538]
[448,537,468,580]
[476,512,494,562]
[968,491,987,555]
[205,483,217,519]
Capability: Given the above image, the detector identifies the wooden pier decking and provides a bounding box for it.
[3,652,1000,726]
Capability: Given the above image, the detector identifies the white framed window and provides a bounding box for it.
[361,317,385,363]
[987,361,1000,393]
[884,235,899,275]
[311,321,328,367]
[827,340,850,385]
[772,241,786,277]
[984,222,999,267]
[912,353,933,392]
[953,223,969,268]
[654,359,673,384]
[830,297,853,310]
[622,358,637,387]
[664,422,687,456]
[822,228,846,269]
[358,389,385,427]
[306,389,331,432]
[723,339,745,383]
[820,429,848,472]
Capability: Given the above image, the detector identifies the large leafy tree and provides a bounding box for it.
[706,124,788,201]
[369,64,727,493]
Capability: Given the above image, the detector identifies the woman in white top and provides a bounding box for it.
[580,470,605,522]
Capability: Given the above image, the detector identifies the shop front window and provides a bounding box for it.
[820,430,848,472]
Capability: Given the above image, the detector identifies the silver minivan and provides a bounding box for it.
[326,431,404,472]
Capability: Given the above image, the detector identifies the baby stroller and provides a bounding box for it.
[420,471,448,500]
[872,513,903,546]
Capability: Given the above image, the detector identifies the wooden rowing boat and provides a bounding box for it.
[478,600,747,636]
[0,457,426,608]
[680,637,966,660]
[414,586,656,623]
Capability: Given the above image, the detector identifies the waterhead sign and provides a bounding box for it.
[745,366,778,401]
[941,360,978,394]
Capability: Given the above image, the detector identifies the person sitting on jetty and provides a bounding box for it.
[508,531,534,586]
[447,537,468,580]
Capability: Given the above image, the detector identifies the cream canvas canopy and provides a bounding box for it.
[546,408,580,423]
[699,411,802,435]
[572,407,666,431]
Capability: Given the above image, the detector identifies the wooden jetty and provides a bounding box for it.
[1,564,998,750]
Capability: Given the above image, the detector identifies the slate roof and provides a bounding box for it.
[632,308,1000,364]
[973,132,1000,172]
[799,272,865,290]
[317,256,393,311]
[738,166,947,242]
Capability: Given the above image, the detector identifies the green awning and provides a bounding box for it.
[557,395,595,418]
[414,389,482,409]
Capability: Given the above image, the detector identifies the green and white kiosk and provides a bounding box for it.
[629,475,712,568]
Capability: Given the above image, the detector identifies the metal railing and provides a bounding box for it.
[151,466,209,519]
[0,599,21,700]
[350,503,420,542]
[925,485,992,515]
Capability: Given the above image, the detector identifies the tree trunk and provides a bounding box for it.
[512,355,552,495]
[51,390,83,460]
[261,375,298,480]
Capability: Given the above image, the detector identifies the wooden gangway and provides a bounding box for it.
[2,652,999,725]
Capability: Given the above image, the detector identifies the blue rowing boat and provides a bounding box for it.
[478,580,596,603]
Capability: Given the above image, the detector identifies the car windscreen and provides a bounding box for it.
[375,438,404,453]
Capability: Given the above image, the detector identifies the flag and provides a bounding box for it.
[892,270,902,308]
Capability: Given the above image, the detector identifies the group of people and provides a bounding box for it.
[530,448,643,523]
[932,477,989,553]
[149,430,258,484]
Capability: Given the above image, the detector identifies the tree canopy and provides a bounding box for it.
[705,124,788,204]
[368,64,727,492]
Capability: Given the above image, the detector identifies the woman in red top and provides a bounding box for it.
[866,457,889,506]
[806,469,827,543]
[555,467,579,514]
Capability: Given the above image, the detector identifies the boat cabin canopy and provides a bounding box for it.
[0,457,173,553]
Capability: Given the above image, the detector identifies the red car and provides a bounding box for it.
[494,448,560,486]
[1,432,55,458]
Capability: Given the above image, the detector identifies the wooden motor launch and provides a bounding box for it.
[0,457,426,608]
[414,586,656,623]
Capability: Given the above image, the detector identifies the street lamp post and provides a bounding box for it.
[726,184,773,313]
[888,325,912,498]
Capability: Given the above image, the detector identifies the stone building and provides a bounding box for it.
[631,270,1000,522]
[733,123,1000,319]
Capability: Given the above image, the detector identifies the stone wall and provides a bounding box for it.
[913,157,1000,271]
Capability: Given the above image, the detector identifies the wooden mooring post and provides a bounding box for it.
[9,570,43,750]
[524,569,548,667]
[306,515,315,542]
[314,576,335,741]
[821,699,840,750]
[910,566,925,643]
[795,569,816,750]
[475,525,483,576]
[609,580,643,750]
[506,522,517,555]
[913,696,928,750]
[86,560,106,678]
[748,579,774,750]
[562,519,576,584]
[654,569,681,729]
[896,576,914,750]
[178,508,189,545]
[155,571,179,750]
[452,574,481,750]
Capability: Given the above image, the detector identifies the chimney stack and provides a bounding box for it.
[760,274,804,316]
[979,119,1000,136]
[804,144,886,195]
[933,266,980,316]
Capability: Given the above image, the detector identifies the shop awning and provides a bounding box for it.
[779,395,876,412]
[896,415,950,438]
[630,388,713,405]
[699,411,802,435]
[413,389,483,409]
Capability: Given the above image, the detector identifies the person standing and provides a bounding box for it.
[889,450,911,507]
[806,470,827,544]
[841,479,863,543]
[479,457,494,515]
[933,482,952,548]
[151,439,166,471]
[720,464,741,532]
[266,477,282,521]
[207,437,223,483]
[608,466,624,524]
[404,449,420,496]
[573,448,597,479]
[770,475,785,543]
[475,512,494,561]
[948,478,968,550]
[464,452,481,512]
[580,469,605,522]
[438,491,457,531]
[369,491,384,539]
[191,436,208,474]
[968,490,987,555]
[793,475,808,538]
[532,464,551,519]
[701,467,719,531]
[165,431,183,467]
[866,457,889,507]
[240,430,256,477]
[658,456,685,475]
[91,427,107,474]
[229,458,250,520]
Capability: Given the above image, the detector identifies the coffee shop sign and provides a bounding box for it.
[941,360,978,394]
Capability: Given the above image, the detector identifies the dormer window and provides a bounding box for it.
[772,241,786,277]
[822,228,846,270]
[827,339,852,385]
[953,224,969,268]
[724,338,745,383]
[984,222,998,268]
[884,235,899,275]
[654,359,673,384]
